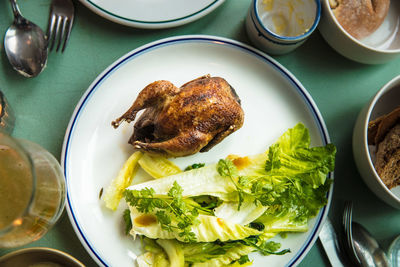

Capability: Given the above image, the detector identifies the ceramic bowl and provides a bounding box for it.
[0,247,84,267]
[245,0,321,55]
[353,75,400,209]
[319,0,400,64]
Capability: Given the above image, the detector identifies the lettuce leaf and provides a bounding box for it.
[211,123,336,232]
[126,164,238,202]
[189,243,254,267]
[128,207,261,242]
[264,123,335,188]
[213,196,268,226]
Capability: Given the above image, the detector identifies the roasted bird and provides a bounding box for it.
[112,75,244,157]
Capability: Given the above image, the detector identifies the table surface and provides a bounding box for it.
[1,0,400,266]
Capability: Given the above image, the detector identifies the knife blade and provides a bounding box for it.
[318,218,348,267]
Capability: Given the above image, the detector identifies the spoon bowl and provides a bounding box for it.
[352,222,391,267]
[4,0,48,78]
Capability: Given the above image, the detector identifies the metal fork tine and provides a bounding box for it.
[56,17,68,52]
[47,14,57,50]
[61,19,72,53]
[48,0,74,53]
[50,16,62,51]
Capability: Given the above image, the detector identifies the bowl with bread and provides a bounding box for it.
[353,75,400,209]
[319,0,400,64]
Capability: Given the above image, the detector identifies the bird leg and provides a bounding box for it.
[131,131,211,157]
[200,125,237,152]
[111,80,179,128]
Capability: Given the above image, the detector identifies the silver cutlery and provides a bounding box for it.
[342,201,391,267]
[343,201,362,265]
[319,218,349,267]
[352,221,391,267]
[47,0,75,52]
[4,0,48,77]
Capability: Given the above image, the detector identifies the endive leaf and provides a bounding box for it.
[128,207,261,242]
[127,165,238,202]
[103,151,142,210]
[139,153,182,179]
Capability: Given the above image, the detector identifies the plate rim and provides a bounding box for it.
[61,35,334,267]
[78,0,225,29]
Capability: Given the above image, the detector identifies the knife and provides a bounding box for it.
[318,218,349,267]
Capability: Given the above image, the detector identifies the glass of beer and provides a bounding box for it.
[0,132,66,248]
[0,91,15,134]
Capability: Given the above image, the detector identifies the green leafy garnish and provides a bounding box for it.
[217,159,246,211]
[216,123,336,226]
[123,181,200,242]
[248,222,265,231]
[123,208,132,235]
[237,255,250,264]
[183,241,239,263]
[240,236,290,256]
[184,163,205,171]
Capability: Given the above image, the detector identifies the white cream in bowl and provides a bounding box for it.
[257,0,317,37]
[246,0,321,55]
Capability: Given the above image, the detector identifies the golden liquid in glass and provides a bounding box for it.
[0,144,32,229]
[0,140,64,248]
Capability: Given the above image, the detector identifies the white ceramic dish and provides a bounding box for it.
[0,247,84,267]
[78,0,225,29]
[353,75,400,209]
[245,0,321,55]
[319,0,400,64]
[62,35,333,267]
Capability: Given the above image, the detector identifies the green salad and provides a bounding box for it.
[103,123,336,267]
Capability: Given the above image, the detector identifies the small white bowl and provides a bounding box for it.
[319,0,400,64]
[0,247,84,267]
[353,75,400,209]
[245,0,321,55]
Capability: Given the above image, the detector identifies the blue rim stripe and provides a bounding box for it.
[84,0,221,25]
[64,36,332,267]
[253,0,321,41]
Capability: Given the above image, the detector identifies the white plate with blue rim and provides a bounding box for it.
[62,35,333,266]
[78,0,225,29]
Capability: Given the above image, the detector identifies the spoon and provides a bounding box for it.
[352,221,391,267]
[4,0,48,77]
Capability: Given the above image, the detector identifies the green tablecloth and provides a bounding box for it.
[1,0,400,266]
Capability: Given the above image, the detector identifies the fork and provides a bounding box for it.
[47,0,75,52]
[342,201,361,266]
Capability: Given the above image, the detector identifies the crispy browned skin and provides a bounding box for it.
[112,75,244,157]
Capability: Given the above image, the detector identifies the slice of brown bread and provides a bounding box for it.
[375,123,400,189]
[376,148,400,189]
[331,0,390,40]
[368,116,384,145]
[368,105,400,145]
[374,106,400,145]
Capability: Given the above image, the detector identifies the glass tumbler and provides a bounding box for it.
[388,235,400,267]
[0,91,15,134]
[0,132,66,248]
